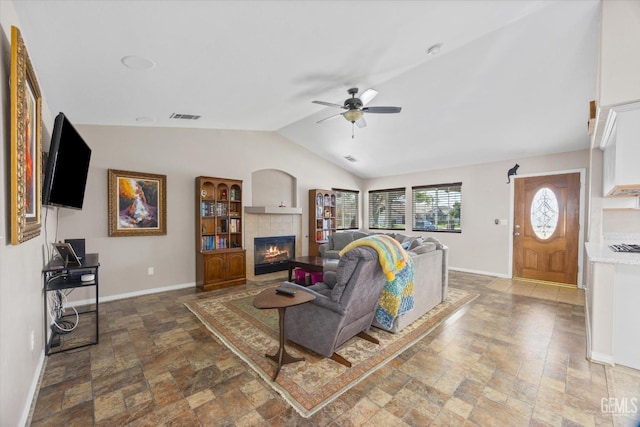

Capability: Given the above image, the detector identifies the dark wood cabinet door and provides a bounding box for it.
[226,251,246,281]
[203,253,226,285]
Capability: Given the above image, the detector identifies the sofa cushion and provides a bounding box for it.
[390,233,409,243]
[332,232,355,250]
[422,236,444,250]
[408,237,425,250]
[322,260,339,288]
[408,242,437,255]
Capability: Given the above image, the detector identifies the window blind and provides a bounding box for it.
[368,188,406,230]
[334,189,359,230]
[412,183,462,232]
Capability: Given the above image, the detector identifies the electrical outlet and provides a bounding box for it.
[148,267,154,276]
[30,330,35,351]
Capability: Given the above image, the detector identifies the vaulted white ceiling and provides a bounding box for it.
[13,0,600,178]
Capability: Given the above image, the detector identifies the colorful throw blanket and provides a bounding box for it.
[339,234,414,328]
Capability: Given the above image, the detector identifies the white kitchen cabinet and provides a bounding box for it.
[601,106,640,197]
[585,243,640,370]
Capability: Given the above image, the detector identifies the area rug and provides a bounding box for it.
[185,286,478,418]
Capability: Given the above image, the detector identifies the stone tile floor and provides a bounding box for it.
[28,272,640,426]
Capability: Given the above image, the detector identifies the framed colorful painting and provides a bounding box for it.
[108,169,167,237]
[10,26,43,245]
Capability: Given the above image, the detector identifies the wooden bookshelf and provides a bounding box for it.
[195,176,246,291]
[308,189,336,256]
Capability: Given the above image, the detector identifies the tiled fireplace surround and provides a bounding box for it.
[244,212,302,281]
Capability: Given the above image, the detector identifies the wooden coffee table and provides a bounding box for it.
[287,256,337,283]
[253,287,315,381]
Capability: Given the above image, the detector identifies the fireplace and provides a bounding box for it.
[254,235,295,275]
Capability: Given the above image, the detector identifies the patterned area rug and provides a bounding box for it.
[185,286,478,418]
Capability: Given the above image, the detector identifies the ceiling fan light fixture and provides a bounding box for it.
[343,109,363,123]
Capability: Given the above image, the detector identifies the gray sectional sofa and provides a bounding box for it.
[317,231,449,333]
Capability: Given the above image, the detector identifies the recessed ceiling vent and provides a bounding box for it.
[170,113,201,120]
[344,155,358,163]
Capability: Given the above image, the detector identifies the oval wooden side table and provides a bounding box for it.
[253,287,315,381]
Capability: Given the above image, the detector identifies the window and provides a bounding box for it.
[412,183,462,232]
[369,188,405,230]
[334,189,359,230]
[530,187,558,239]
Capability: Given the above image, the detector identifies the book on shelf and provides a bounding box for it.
[214,202,227,216]
[201,235,229,251]
[202,201,216,217]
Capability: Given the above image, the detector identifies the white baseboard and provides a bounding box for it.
[68,281,195,307]
[584,289,592,360]
[448,266,510,278]
[590,351,615,366]
[21,351,45,427]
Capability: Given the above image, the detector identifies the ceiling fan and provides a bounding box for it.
[313,88,401,138]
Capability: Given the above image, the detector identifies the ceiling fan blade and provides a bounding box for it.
[359,88,378,106]
[316,113,342,124]
[362,106,402,114]
[312,100,345,109]
[355,116,367,128]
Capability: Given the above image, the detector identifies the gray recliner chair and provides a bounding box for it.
[282,246,386,367]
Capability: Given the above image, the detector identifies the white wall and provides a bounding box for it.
[0,2,55,425]
[363,150,590,277]
[57,124,363,299]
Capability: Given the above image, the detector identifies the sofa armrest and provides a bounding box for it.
[440,245,449,300]
[318,243,329,257]
[281,282,345,315]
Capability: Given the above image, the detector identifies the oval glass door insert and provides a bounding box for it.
[530,187,558,239]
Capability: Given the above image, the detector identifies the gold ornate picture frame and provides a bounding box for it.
[108,169,167,237]
[10,26,43,245]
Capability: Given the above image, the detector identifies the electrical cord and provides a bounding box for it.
[47,289,78,334]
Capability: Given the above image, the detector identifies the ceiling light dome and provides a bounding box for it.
[343,109,363,123]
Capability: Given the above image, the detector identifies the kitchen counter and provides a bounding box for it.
[585,241,640,265]
[585,238,640,370]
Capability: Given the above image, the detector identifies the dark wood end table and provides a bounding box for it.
[287,256,338,284]
[253,287,315,381]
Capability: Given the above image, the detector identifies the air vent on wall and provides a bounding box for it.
[344,155,358,163]
[170,113,201,120]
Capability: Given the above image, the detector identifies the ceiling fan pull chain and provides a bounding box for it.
[352,123,355,139]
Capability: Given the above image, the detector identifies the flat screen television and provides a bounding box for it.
[42,113,92,209]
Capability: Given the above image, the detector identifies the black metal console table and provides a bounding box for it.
[43,253,100,355]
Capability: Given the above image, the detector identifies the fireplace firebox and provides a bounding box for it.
[254,235,295,275]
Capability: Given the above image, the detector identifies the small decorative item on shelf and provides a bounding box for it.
[279,201,286,208]
[221,189,227,200]
[324,208,331,218]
